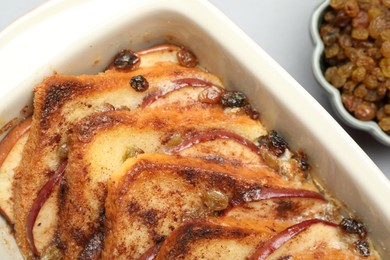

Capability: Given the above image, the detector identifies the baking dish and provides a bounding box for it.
[311,0,390,147]
[0,0,389,258]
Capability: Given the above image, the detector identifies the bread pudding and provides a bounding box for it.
[0,44,380,259]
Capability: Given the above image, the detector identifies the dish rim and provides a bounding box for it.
[310,0,390,146]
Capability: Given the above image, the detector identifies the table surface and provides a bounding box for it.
[0,0,389,179]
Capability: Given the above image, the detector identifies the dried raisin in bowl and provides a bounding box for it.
[311,0,390,147]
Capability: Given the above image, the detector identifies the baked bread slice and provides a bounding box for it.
[12,45,224,257]
[57,102,266,259]
[103,153,324,259]
[0,116,31,224]
[154,217,288,259]
[0,132,29,224]
[155,217,379,259]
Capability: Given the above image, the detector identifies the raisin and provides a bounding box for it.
[293,151,310,171]
[380,58,390,77]
[130,75,149,92]
[325,43,341,58]
[362,75,378,89]
[221,91,248,108]
[330,0,345,10]
[325,66,338,82]
[352,11,369,28]
[353,84,368,98]
[257,131,288,157]
[321,26,340,46]
[324,11,336,24]
[243,104,260,120]
[123,147,144,161]
[334,10,352,27]
[352,28,369,40]
[203,190,229,211]
[381,41,390,57]
[164,134,183,147]
[177,48,198,68]
[337,62,355,78]
[343,80,357,93]
[384,104,390,115]
[338,34,353,48]
[379,117,390,132]
[381,29,390,41]
[369,15,390,40]
[344,0,359,17]
[354,102,377,120]
[351,66,366,82]
[355,240,370,257]
[198,86,223,104]
[383,0,390,8]
[340,218,367,238]
[331,73,347,88]
[269,131,288,155]
[356,55,375,70]
[113,49,140,70]
[342,93,362,112]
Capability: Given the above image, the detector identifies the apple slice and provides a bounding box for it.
[250,218,378,259]
[224,197,331,225]
[141,78,221,108]
[169,130,260,155]
[249,219,338,260]
[0,117,31,168]
[26,160,67,256]
[154,217,295,259]
[237,187,325,203]
[169,130,266,165]
[0,117,31,224]
[0,133,29,225]
[139,243,162,260]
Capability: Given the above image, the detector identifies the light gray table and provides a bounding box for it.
[1,0,389,179]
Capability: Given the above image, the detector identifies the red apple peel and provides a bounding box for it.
[0,117,32,168]
[170,130,260,155]
[141,78,221,108]
[249,219,338,260]
[26,160,68,256]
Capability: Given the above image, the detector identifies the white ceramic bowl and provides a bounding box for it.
[0,0,389,258]
[311,0,390,147]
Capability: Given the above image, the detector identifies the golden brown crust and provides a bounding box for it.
[12,45,225,257]
[155,218,283,259]
[102,153,318,258]
[157,220,260,259]
[223,198,334,223]
[157,218,377,260]
[58,103,266,259]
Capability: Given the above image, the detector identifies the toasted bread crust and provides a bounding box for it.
[58,103,266,258]
[102,153,320,258]
[12,45,225,257]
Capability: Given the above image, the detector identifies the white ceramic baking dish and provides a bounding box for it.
[0,0,389,258]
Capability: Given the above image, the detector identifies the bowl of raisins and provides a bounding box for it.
[311,0,390,146]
